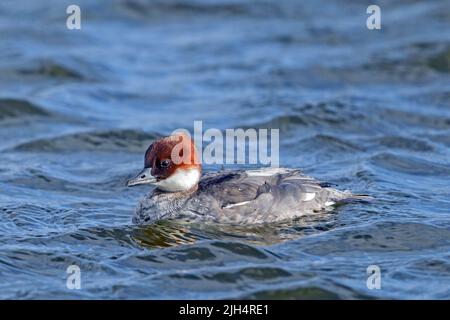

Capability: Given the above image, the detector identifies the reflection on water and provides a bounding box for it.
[133,221,200,248]
[133,212,339,248]
[0,0,449,299]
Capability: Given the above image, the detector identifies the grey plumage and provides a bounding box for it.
[133,168,355,225]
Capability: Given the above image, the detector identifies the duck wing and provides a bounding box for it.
[194,168,350,223]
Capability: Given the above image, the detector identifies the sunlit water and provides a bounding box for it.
[0,0,449,299]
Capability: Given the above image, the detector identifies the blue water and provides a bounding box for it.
[0,0,449,299]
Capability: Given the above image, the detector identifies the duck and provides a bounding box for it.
[126,133,367,224]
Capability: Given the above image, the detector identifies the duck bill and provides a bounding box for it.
[126,168,157,187]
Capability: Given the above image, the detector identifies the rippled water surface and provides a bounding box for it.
[1,0,449,299]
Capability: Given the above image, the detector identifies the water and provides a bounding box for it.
[0,0,449,299]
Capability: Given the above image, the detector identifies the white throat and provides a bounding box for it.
[156,168,200,192]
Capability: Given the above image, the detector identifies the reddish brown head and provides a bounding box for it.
[127,133,201,192]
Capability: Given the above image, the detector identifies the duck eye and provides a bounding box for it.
[160,159,171,168]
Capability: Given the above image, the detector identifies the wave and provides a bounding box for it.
[0,98,51,121]
[121,0,285,19]
[299,134,364,153]
[375,136,434,152]
[360,42,450,82]
[17,60,84,80]
[243,101,373,132]
[427,48,450,73]
[11,129,161,152]
[370,152,450,176]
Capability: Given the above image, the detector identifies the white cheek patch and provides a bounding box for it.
[156,168,200,192]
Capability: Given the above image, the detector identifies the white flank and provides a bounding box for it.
[224,201,252,209]
[156,168,200,192]
[325,201,335,206]
[303,193,316,201]
[246,168,289,177]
